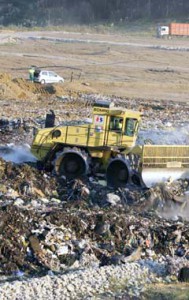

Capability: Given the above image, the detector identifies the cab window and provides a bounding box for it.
[125,118,138,136]
[109,117,123,131]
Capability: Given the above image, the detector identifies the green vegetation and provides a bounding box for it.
[0,1,189,27]
[0,21,158,39]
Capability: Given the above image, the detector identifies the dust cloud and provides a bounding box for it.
[138,125,189,145]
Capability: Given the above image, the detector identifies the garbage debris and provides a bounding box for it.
[0,93,188,295]
[0,155,188,277]
[178,267,189,282]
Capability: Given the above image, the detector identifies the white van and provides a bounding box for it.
[34,69,64,84]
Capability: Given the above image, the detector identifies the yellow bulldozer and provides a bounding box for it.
[31,101,189,188]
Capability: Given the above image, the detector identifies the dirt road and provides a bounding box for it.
[0,30,189,102]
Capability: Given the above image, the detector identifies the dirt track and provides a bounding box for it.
[0,30,189,103]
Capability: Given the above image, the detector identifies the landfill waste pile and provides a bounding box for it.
[0,157,189,298]
[0,94,189,299]
[1,93,189,147]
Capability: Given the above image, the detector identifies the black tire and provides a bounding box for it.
[107,159,129,188]
[58,152,87,179]
[40,79,45,84]
[131,173,141,186]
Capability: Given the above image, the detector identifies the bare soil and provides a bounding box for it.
[0,29,188,110]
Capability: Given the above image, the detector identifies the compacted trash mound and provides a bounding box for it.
[0,199,189,276]
[0,158,188,277]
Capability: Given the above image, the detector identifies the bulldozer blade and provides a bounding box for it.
[141,168,189,188]
[141,145,189,188]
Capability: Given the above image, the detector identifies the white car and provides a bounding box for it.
[34,69,64,84]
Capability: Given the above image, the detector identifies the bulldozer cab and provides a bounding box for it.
[92,101,141,148]
[109,116,138,135]
[31,101,141,162]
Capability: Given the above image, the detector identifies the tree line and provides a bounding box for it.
[1,0,189,26]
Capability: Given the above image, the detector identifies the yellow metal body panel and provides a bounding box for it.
[31,105,142,162]
[142,145,189,167]
[92,107,141,147]
[140,145,189,187]
[31,101,189,187]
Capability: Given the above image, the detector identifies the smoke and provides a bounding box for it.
[0,144,36,163]
[159,201,189,221]
[147,183,189,221]
[138,125,189,145]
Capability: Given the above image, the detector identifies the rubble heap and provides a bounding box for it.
[0,158,188,278]
[0,95,189,298]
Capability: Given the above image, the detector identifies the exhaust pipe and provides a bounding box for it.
[45,110,55,128]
